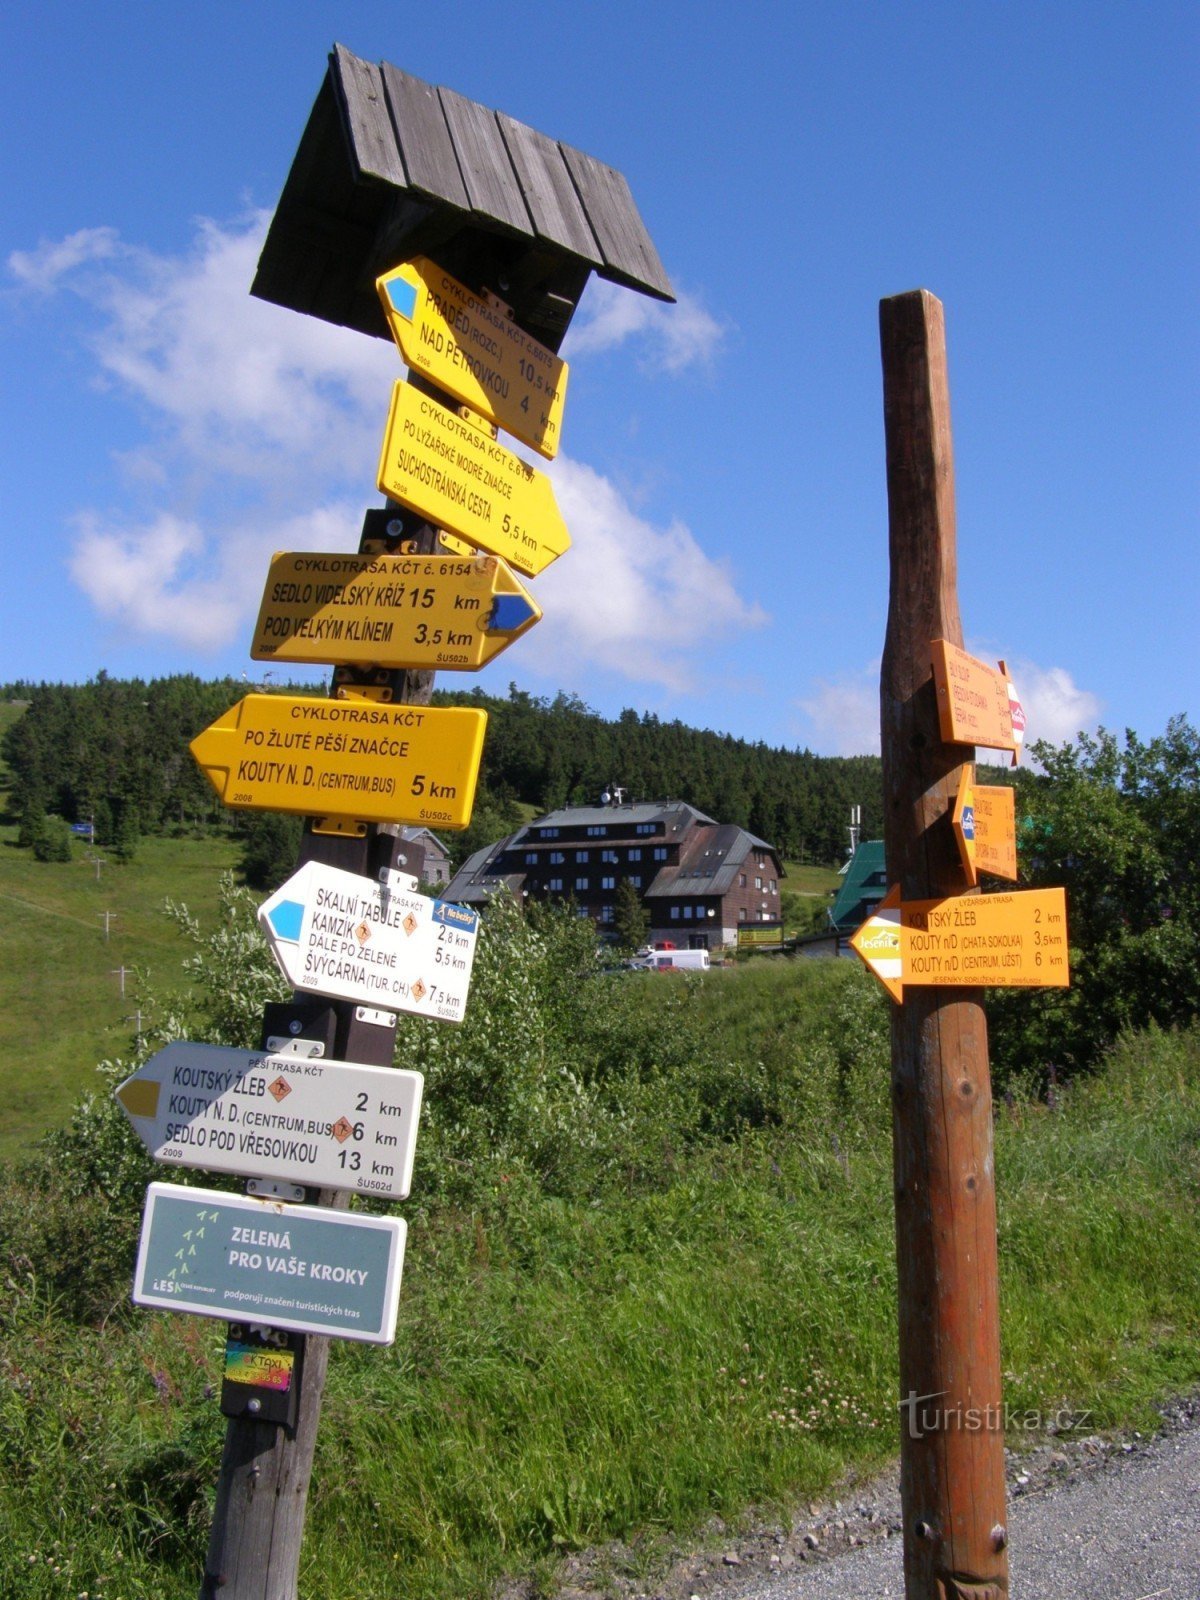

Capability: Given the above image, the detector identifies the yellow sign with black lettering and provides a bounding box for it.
[376,382,570,576]
[189,694,486,830]
[377,259,567,458]
[251,550,541,670]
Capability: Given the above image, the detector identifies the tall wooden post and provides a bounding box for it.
[878,290,1009,1600]
[200,514,437,1600]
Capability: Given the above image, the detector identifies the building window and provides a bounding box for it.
[575,876,589,891]
[547,877,563,891]
[601,875,615,890]
[755,876,762,890]
[525,853,537,865]
[627,848,641,861]
[601,848,618,863]
[738,907,747,921]
[739,873,747,887]
[575,906,589,918]
[600,905,614,923]
[670,906,680,920]
[684,905,693,919]
[575,850,589,863]
[630,875,642,888]
[654,847,668,861]
[769,880,777,893]
[549,851,564,864]
[539,827,560,839]
[586,825,607,837]
[635,823,656,835]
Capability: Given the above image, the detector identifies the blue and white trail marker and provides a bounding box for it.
[259,861,479,1023]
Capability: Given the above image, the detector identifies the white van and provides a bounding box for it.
[635,949,710,972]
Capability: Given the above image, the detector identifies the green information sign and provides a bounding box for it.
[133,1182,406,1345]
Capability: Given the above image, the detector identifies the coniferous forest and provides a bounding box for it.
[1,676,884,866]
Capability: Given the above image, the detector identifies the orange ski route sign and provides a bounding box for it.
[931,639,1025,762]
[850,885,1068,1002]
[951,766,1019,884]
[377,258,567,458]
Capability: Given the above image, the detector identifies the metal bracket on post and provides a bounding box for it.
[220,1321,306,1433]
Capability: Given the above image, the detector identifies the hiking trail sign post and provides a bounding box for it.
[147,44,674,1600]
[872,289,1068,1600]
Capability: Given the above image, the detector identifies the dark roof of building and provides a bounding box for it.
[444,803,783,906]
[643,824,779,899]
[829,840,889,933]
[252,45,674,353]
[511,799,714,843]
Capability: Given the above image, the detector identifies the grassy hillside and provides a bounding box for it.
[0,833,239,1159]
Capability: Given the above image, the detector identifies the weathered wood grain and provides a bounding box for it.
[560,143,673,300]
[380,61,469,208]
[498,113,602,262]
[438,87,531,234]
[878,289,1009,1600]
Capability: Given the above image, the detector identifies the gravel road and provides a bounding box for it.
[549,1397,1199,1600]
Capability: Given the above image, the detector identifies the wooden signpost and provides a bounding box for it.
[252,549,542,669]
[877,291,1018,1600]
[126,44,674,1600]
[375,381,571,573]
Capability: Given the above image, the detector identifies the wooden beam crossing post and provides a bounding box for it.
[878,290,1009,1600]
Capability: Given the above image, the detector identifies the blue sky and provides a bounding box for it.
[2,0,1195,757]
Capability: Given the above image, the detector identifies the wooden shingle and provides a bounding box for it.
[252,44,673,353]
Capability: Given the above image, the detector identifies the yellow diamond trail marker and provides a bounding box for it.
[851,885,1069,1002]
[251,549,542,670]
[376,382,570,576]
[189,694,486,830]
[952,766,1019,885]
[377,258,567,458]
[115,1043,423,1200]
[931,639,1025,763]
[259,862,479,1024]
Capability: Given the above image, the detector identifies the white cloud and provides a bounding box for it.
[797,666,881,756]
[564,278,726,373]
[18,215,762,686]
[797,654,1102,762]
[998,657,1102,761]
[8,227,121,292]
[526,457,767,690]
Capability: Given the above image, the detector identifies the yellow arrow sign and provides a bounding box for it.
[851,885,1069,1002]
[250,550,541,671]
[189,694,486,830]
[951,766,1018,885]
[376,382,570,576]
[931,639,1025,762]
[377,258,567,458]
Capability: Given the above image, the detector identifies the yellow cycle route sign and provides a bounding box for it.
[190,694,486,830]
[251,550,541,670]
[376,382,570,576]
[377,258,567,458]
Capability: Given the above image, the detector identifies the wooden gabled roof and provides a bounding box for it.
[252,44,674,353]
